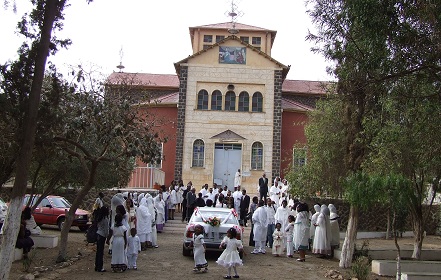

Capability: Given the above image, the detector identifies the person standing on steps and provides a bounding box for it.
[258,173,269,202]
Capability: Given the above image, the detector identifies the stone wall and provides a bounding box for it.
[271,70,283,182]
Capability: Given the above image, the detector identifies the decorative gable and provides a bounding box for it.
[210,129,246,141]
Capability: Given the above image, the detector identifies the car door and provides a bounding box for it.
[34,197,53,225]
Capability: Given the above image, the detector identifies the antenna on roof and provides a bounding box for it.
[225,0,243,34]
[116,46,125,72]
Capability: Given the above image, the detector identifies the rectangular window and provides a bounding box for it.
[216,35,225,43]
[240,36,249,44]
[293,148,307,169]
[252,37,261,45]
[203,35,213,43]
[149,143,164,169]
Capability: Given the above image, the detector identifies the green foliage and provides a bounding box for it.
[350,255,370,280]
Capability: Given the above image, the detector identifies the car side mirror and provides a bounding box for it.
[45,204,52,208]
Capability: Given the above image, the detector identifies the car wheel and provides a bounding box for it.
[57,217,66,231]
[182,244,191,256]
[78,225,89,232]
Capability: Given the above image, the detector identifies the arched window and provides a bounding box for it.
[238,91,249,112]
[252,92,263,112]
[225,91,236,111]
[192,139,205,167]
[211,90,222,110]
[197,90,209,110]
[251,142,263,170]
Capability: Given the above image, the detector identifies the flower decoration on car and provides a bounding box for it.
[205,216,221,227]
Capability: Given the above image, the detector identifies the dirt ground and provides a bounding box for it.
[8,219,441,280]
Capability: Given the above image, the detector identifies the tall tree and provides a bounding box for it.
[0,1,69,278]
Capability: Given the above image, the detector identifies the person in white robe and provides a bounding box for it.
[312,204,331,256]
[309,204,321,249]
[206,188,216,205]
[328,204,340,256]
[136,198,151,250]
[285,215,295,257]
[232,186,243,217]
[272,223,284,256]
[269,184,281,207]
[154,194,165,232]
[168,186,177,219]
[146,196,158,248]
[294,203,310,262]
[274,200,289,250]
[199,184,209,201]
[234,169,241,188]
[251,200,268,254]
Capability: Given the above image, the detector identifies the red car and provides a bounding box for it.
[23,195,90,231]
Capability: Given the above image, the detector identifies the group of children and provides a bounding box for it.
[187,225,244,279]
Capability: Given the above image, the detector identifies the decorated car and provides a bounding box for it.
[183,207,243,257]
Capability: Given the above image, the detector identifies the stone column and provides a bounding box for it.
[271,70,283,182]
[174,66,188,180]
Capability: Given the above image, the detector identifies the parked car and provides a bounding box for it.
[183,207,243,257]
[23,195,90,231]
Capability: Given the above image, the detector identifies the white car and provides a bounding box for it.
[183,207,243,257]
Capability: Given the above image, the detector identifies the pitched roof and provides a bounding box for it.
[189,22,277,48]
[282,98,313,112]
[107,72,179,88]
[282,79,329,95]
[174,35,290,78]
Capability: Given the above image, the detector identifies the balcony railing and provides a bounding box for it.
[127,166,165,189]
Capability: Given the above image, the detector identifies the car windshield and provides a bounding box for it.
[191,209,238,225]
[50,197,71,208]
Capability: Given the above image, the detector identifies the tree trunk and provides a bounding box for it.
[393,211,401,280]
[386,208,391,240]
[57,162,98,262]
[0,1,59,279]
[411,212,424,259]
[339,205,359,268]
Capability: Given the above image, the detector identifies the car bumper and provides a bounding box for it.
[183,240,224,251]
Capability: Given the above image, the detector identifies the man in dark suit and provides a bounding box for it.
[239,189,250,226]
[259,173,269,202]
[186,187,197,221]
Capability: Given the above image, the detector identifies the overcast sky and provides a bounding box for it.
[0,0,334,81]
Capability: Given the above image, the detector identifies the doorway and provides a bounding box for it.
[213,143,242,190]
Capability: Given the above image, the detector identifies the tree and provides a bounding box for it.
[306,0,441,266]
[52,70,163,261]
[0,1,70,278]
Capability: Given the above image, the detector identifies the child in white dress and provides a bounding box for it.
[127,228,141,270]
[190,225,208,272]
[216,227,243,279]
[272,222,284,256]
[285,215,295,258]
[107,213,128,272]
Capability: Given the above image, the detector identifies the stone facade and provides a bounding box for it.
[271,70,283,180]
[174,66,188,180]
[180,64,277,190]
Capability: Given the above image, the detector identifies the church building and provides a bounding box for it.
[108,21,328,191]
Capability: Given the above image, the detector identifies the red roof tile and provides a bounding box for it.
[107,72,179,88]
[282,79,329,95]
[282,98,313,112]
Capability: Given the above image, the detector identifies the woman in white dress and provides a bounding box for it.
[312,204,331,256]
[107,213,127,272]
[328,204,340,257]
[136,198,151,250]
[146,196,158,248]
[168,186,177,220]
[294,203,310,262]
[251,200,268,254]
[309,204,321,248]
[154,194,165,232]
[216,227,243,279]
[274,200,289,250]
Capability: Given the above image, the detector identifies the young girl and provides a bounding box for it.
[127,228,141,270]
[216,227,243,279]
[107,213,127,272]
[285,215,295,258]
[189,225,208,273]
[272,222,284,257]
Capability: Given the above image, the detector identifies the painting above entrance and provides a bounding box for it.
[219,46,246,64]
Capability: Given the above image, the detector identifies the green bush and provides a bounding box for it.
[351,255,370,280]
